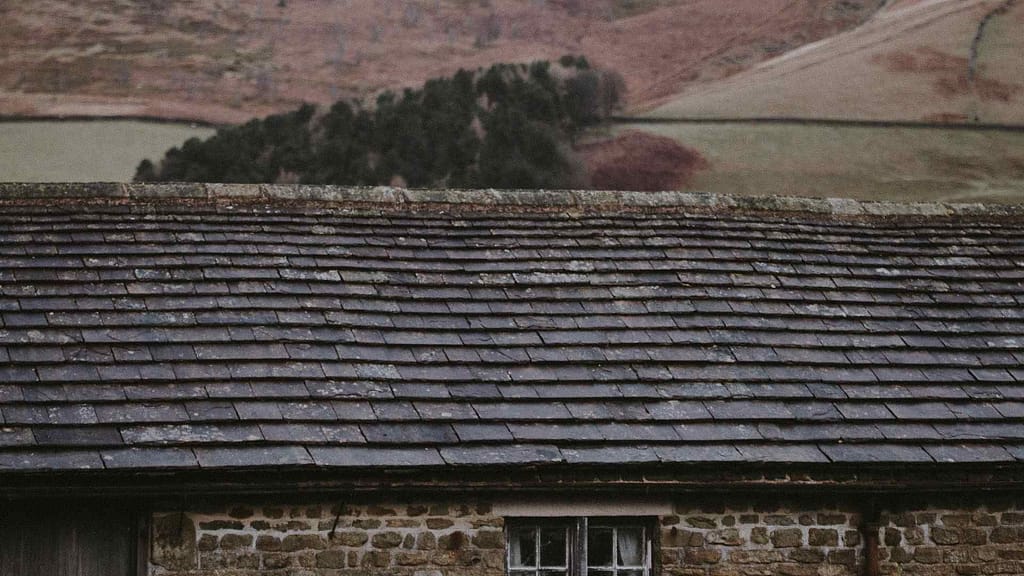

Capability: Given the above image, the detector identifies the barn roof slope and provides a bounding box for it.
[0,183,1023,484]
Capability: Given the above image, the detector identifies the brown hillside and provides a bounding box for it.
[647,0,1024,123]
[0,0,883,124]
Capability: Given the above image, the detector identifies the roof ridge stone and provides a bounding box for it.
[0,182,1022,218]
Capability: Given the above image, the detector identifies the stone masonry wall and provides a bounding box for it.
[878,505,1024,576]
[660,503,863,576]
[150,501,505,576]
[148,498,1023,576]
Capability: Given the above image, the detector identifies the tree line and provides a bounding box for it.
[136,56,624,189]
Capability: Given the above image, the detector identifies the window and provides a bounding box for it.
[507,518,654,576]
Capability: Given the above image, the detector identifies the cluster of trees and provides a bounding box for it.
[135,57,625,189]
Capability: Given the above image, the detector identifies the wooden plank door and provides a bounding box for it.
[0,504,135,576]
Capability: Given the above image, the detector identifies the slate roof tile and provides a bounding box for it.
[100,447,199,469]
[309,446,444,467]
[195,446,313,468]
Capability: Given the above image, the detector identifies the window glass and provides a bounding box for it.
[510,527,537,568]
[508,519,650,576]
[616,528,644,567]
[539,527,568,568]
[587,527,614,567]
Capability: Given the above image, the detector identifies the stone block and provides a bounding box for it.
[151,513,197,571]
[829,549,858,566]
[218,533,253,549]
[914,547,943,564]
[387,518,421,528]
[931,527,961,545]
[332,530,368,547]
[472,530,504,549]
[407,505,429,516]
[974,513,998,527]
[890,547,913,563]
[662,527,704,547]
[438,531,467,551]
[684,548,722,564]
[990,527,1022,543]
[316,550,347,568]
[729,549,783,564]
[282,534,326,552]
[395,551,431,566]
[263,553,291,569]
[362,549,390,568]
[963,528,987,545]
[198,519,243,530]
[904,526,925,545]
[771,528,803,548]
[426,518,454,529]
[751,527,769,545]
[892,513,916,527]
[808,528,838,547]
[942,514,972,528]
[706,528,743,546]
[197,534,218,552]
[372,531,404,549]
[687,516,717,529]
[416,532,437,550]
[818,513,847,525]
[789,548,825,563]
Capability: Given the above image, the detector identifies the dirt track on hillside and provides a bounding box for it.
[647,0,1024,123]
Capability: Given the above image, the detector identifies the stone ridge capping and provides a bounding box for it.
[0,182,1023,217]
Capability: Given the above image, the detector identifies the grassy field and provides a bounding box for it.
[619,121,1024,203]
[0,120,214,182]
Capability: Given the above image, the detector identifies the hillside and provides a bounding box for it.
[646,0,1024,123]
[0,0,884,124]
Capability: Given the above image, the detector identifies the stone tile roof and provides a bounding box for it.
[0,184,1023,476]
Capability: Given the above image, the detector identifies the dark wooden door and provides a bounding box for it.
[0,504,135,576]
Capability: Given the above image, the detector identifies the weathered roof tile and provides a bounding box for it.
[0,190,1022,473]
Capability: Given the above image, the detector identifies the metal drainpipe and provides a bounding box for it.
[862,523,881,576]
[859,504,881,576]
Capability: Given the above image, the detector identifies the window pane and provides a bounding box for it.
[618,570,643,576]
[539,571,567,576]
[587,571,614,576]
[587,527,614,567]
[511,528,537,567]
[616,528,644,566]
[540,528,567,567]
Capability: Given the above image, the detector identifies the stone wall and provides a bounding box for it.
[878,505,1024,575]
[150,501,505,576]
[659,503,862,576]
[148,498,1024,576]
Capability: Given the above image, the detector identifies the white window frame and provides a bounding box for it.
[505,517,654,576]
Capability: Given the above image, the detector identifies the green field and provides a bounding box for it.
[0,121,215,182]
[620,121,1024,203]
